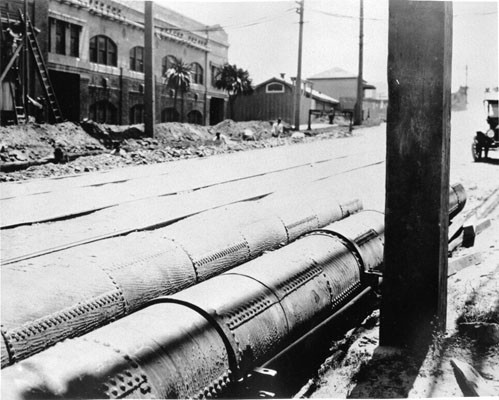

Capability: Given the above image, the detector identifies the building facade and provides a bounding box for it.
[232,77,338,125]
[307,67,387,122]
[1,0,229,126]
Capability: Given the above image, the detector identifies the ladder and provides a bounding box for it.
[19,11,63,123]
[11,81,27,124]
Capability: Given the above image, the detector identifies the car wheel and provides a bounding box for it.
[471,140,482,162]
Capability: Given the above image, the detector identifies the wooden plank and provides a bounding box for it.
[448,253,483,277]
[451,359,494,397]
[380,0,453,347]
[463,217,491,248]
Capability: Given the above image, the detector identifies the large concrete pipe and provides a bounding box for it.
[1,210,384,400]
[0,189,362,368]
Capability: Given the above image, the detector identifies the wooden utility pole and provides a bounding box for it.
[204,26,209,126]
[144,1,155,137]
[293,0,304,130]
[354,0,364,126]
[380,0,453,348]
[23,0,29,121]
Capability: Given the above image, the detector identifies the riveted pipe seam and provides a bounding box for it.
[222,272,291,334]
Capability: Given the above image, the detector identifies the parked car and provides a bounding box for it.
[472,88,499,161]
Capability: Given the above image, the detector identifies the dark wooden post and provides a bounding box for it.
[380,0,453,348]
[144,1,155,137]
[354,0,364,126]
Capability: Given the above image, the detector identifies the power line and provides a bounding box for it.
[308,8,385,22]
[143,7,295,33]
[223,9,295,30]
[454,10,498,17]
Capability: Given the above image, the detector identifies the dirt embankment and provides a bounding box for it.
[0,119,352,182]
[0,122,104,164]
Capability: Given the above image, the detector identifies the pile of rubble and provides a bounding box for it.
[0,122,104,164]
[0,120,352,182]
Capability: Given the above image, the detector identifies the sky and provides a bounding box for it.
[152,0,498,96]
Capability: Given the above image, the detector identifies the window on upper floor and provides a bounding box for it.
[130,46,144,72]
[55,20,66,55]
[49,18,81,57]
[211,65,220,87]
[266,83,285,93]
[70,24,80,57]
[191,62,203,85]
[89,35,117,66]
[162,55,176,76]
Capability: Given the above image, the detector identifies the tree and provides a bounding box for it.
[164,56,192,122]
[215,63,253,119]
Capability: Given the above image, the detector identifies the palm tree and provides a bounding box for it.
[164,57,192,122]
[215,63,253,119]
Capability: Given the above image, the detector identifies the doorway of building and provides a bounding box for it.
[161,107,180,122]
[209,97,224,125]
[49,70,80,122]
[187,110,203,124]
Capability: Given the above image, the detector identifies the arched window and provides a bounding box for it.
[129,104,144,124]
[89,100,117,123]
[191,62,203,85]
[161,107,180,122]
[162,55,176,76]
[89,35,117,66]
[266,83,285,93]
[130,46,144,72]
[187,110,203,125]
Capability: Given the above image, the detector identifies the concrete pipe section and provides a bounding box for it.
[1,210,385,399]
[0,190,362,368]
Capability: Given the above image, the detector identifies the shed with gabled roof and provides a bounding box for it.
[231,76,338,125]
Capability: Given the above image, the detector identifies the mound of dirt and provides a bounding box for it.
[154,122,213,143]
[86,122,214,148]
[212,120,273,140]
[0,122,104,163]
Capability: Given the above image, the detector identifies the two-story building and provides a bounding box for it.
[307,67,387,122]
[1,0,229,126]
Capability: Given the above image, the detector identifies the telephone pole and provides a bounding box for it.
[204,26,209,126]
[144,1,156,137]
[381,0,452,348]
[354,0,364,125]
[23,0,29,121]
[294,0,304,130]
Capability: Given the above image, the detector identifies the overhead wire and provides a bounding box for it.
[144,6,296,33]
